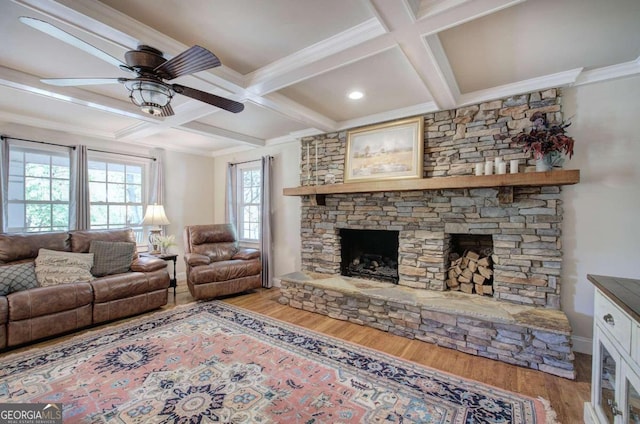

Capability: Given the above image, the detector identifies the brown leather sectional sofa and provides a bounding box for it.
[0,228,170,349]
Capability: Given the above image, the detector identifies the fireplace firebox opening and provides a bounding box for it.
[340,229,399,283]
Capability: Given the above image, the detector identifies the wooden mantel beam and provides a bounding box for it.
[283,169,580,198]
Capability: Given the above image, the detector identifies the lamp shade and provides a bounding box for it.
[142,204,170,226]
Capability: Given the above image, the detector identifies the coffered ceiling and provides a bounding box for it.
[1,0,639,156]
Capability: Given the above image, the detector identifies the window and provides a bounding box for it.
[88,156,146,243]
[7,145,71,232]
[236,164,261,242]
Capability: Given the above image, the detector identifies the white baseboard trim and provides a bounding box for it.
[572,335,592,355]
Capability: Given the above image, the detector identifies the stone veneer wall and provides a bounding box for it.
[299,89,566,308]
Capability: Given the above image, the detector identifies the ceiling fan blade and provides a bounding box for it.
[154,46,221,80]
[41,78,121,86]
[172,84,244,113]
[160,104,174,117]
[19,17,133,72]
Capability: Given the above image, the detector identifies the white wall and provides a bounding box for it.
[561,74,640,351]
[163,149,216,276]
[212,142,301,285]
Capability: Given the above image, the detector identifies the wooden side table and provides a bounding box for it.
[140,252,178,295]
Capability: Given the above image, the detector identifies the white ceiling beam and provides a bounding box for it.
[248,93,337,133]
[574,57,640,87]
[246,35,398,97]
[418,34,460,109]
[130,136,231,158]
[416,0,472,21]
[265,128,325,147]
[0,110,115,140]
[457,68,584,107]
[337,101,439,131]
[414,0,525,35]
[180,121,265,148]
[209,145,256,158]
[246,18,387,94]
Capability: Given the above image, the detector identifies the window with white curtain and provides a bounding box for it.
[88,154,147,243]
[235,163,262,242]
[7,144,71,232]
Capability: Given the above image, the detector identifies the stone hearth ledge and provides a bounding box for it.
[278,271,575,379]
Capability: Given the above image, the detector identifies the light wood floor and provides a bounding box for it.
[4,283,593,423]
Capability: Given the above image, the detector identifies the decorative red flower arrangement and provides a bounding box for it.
[513,111,575,160]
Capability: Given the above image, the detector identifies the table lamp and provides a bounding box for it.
[142,204,170,254]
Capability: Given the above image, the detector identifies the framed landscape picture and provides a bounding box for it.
[344,116,424,183]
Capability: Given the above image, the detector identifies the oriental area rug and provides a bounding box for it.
[0,301,558,423]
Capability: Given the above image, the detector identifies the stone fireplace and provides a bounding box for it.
[280,88,577,378]
[300,185,563,308]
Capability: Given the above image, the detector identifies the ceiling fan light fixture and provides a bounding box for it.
[124,79,173,116]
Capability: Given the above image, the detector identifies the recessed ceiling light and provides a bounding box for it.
[348,91,364,100]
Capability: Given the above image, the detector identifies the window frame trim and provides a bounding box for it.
[234,162,262,243]
[86,151,151,245]
[6,141,72,233]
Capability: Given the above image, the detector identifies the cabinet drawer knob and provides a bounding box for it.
[603,313,615,326]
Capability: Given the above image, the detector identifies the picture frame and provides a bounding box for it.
[344,116,424,183]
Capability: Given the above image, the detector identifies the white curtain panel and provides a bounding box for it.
[147,148,166,237]
[225,163,237,225]
[0,138,9,232]
[70,145,89,230]
[148,148,165,206]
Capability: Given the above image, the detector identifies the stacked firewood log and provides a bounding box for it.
[447,250,494,296]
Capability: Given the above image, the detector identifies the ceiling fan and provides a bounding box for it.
[19,16,244,117]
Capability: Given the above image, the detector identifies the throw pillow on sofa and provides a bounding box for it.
[0,262,39,295]
[35,248,95,286]
[89,240,136,277]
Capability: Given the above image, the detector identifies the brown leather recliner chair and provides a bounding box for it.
[183,224,262,300]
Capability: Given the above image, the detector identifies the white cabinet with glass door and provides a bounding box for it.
[586,275,640,424]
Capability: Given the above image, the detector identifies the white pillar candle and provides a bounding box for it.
[484,161,494,175]
[475,163,483,176]
[497,162,507,174]
[510,159,519,174]
[494,156,503,167]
